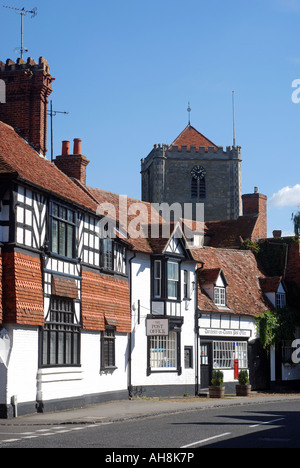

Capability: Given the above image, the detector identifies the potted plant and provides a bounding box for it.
[209,370,225,398]
[236,370,251,396]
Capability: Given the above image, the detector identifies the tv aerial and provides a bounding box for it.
[3,6,37,59]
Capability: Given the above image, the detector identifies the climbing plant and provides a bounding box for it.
[257,308,300,351]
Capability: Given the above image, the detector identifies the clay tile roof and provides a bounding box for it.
[259,276,283,293]
[169,125,218,151]
[0,121,98,212]
[87,187,162,254]
[193,247,270,317]
[204,216,259,248]
[199,268,222,285]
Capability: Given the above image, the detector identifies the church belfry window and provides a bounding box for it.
[190,165,206,199]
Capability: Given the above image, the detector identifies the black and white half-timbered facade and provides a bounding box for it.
[0,120,131,418]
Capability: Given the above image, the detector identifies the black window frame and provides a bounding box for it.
[50,201,77,259]
[39,297,81,368]
[101,326,116,370]
[100,238,127,275]
[146,316,183,376]
[184,346,193,368]
[151,257,181,302]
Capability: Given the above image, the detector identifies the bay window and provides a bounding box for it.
[152,257,181,301]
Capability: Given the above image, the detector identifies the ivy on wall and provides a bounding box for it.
[256,308,300,351]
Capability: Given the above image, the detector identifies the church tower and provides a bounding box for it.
[141,123,242,222]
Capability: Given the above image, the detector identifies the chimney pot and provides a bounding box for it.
[62,140,70,156]
[254,186,258,194]
[273,230,282,238]
[73,138,82,154]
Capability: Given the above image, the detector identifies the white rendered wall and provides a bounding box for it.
[130,253,197,390]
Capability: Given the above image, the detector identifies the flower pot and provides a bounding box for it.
[209,386,225,398]
[236,384,251,396]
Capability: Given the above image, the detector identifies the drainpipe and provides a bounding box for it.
[195,264,203,396]
[128,251,136,399]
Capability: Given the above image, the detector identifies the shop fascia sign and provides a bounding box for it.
[199,328,251,338]
[146,318,169,336]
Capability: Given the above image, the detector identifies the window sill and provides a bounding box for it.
[101,366,118,374]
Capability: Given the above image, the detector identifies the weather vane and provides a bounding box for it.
[187,101,191,125]
[3,6,37,59]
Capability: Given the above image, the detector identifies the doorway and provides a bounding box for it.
[200,342,212,389]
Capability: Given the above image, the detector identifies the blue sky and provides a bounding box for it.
[1,0,300,236]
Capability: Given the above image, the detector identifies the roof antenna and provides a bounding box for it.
[3,6,37,59]
[187,101,191,126]
[47,100,69,162]
[232,91,236,147]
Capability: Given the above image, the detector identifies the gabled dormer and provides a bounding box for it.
[200,268,228,309]
[259,277,287,309]
[151,223,195,315]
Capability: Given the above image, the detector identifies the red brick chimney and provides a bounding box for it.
[54,139,90,185]
[242,187,267,239]
[0,57,54,156]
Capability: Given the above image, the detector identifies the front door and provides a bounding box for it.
[200,342,212,389]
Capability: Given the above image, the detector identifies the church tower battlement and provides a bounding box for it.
[141,124,242,222]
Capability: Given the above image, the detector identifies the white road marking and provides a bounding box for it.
[181,432,231,448]
[249,417,285,428]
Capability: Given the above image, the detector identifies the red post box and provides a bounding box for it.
[234,359,239,379]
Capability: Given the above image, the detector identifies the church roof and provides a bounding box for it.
[169,124,218,151]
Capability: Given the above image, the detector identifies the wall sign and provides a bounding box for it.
[199,328,251,338]
[146,318,169,336]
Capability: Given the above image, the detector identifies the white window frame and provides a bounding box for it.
[213,341,248,369]
[150,332,177,370]
[183,269,190,299]
[214,286,226,306]
[153,260,162,298]
[167,261,179,300]
[276,292,286,309]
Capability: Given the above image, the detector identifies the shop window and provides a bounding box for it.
[40,297,81,367]
[213,341,248,369]
[149,332,177,369]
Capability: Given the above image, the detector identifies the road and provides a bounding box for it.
[0,399,299,451]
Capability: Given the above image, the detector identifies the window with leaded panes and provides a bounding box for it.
[50,202,76,258]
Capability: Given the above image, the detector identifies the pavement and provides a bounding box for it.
[1,392,300,426]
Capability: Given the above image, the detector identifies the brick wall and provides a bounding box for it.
[2,252,44,326]
[242,192,267,239]
[0,57,53,156]
[81,269,131,333]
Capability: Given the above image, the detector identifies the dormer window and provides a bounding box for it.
[259,277,286,310]
[200,268,228,308]
[276,292,286,309]
[214,286,226,306]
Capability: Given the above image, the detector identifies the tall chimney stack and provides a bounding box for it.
[54,139,90,185]
[0,57,54,156]
[242,187,267,239]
